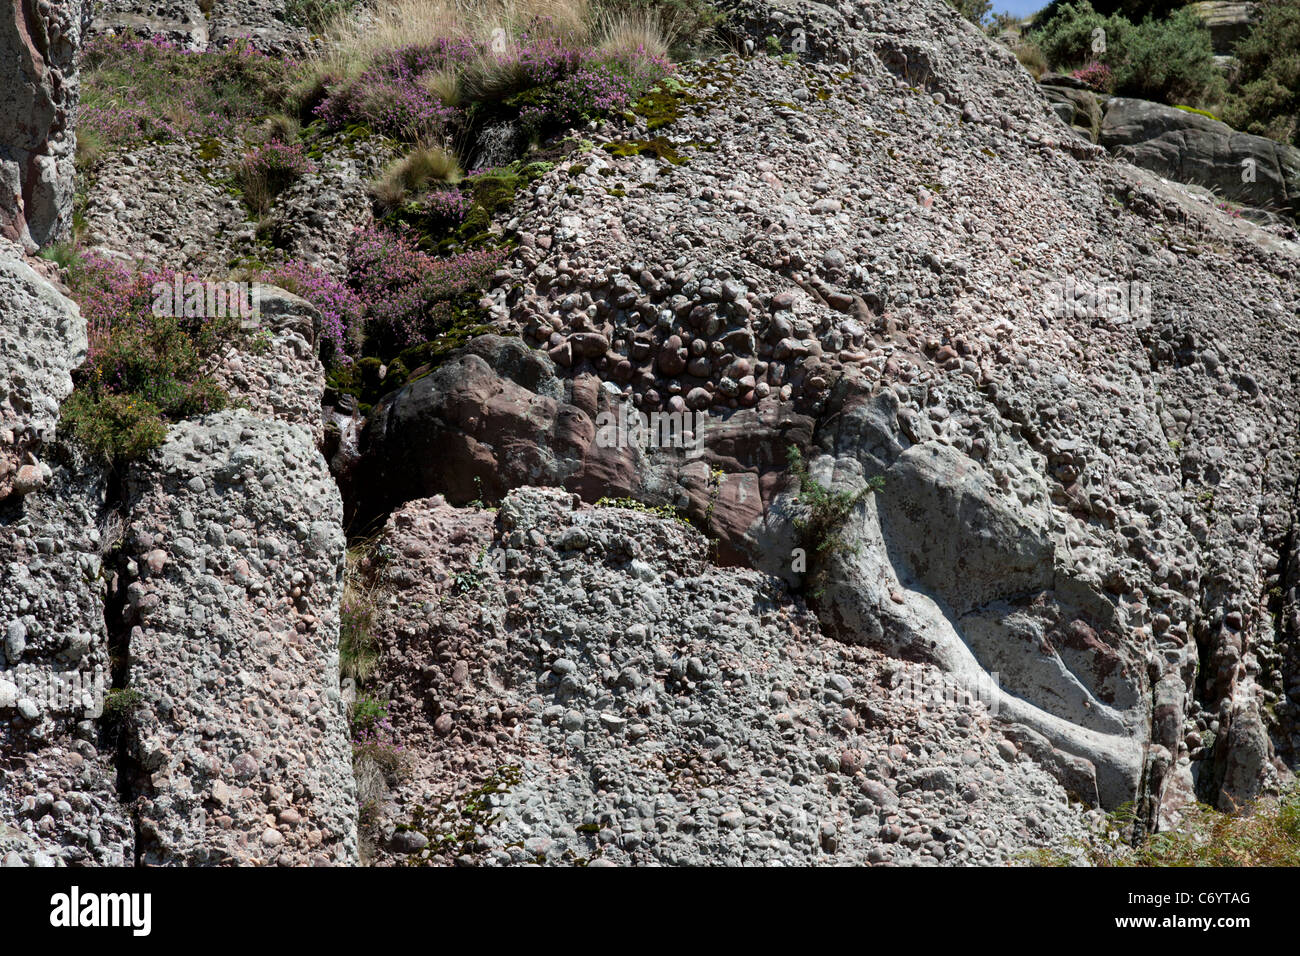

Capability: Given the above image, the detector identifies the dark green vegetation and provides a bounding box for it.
[1024,0,1300,146]
[786,446,884,599]
[59,256,242,464]
[1222,0,1300,146]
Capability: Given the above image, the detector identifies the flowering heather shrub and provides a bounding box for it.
[314,40,477,139]
[313,32,670,144]
[60,255,238,461]
[237,139,317,215]
[79,35,292,155]
[347,225,504,348]
[257,259,366,363]
[420,188,473,222]
[1071,60,1114,93]
[351,696,405,774]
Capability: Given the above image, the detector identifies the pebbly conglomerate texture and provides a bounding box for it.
[359,488,1096,866]
[121,409,356,866]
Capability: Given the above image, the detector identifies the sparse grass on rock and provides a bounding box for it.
[1025,788,1300,866]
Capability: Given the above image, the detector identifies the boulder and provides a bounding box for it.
[0,1,87,249]
[1186,1,1258,55]
[1101,97,1300,217]
[1041,82,1103,143]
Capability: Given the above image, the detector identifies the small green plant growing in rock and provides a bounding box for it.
[100,687,145,727]
[37,240,82,270]
[467,475,495,510]
[397,765,523,865]
[453,567,484,594]
[594,495,693,528]
[786,445,881,598]
[246,329,274,354]
[351,694,387,737]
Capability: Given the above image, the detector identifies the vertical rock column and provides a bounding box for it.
[0,0,86,250]
[122,409,357,866]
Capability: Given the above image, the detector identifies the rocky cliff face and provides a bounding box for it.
[0,0,87,250]
[358,0,1300,828]
[2,0,1299,867]
[0,252,358,865]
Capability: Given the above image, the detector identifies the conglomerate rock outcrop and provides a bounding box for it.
[355,0,1300,827]
[0,0,88,250]
[6,0,1300,868]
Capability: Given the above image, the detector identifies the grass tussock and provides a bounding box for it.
[321,0,593,74]
[372,144,464,209]
[340,544,383,683]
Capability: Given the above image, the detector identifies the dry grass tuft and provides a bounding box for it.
[596,8,676,60]
[371,144,464,208]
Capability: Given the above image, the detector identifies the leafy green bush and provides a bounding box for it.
[1032,0,1185,34]
[1223,0,1300,146]
[1030,2,1217,103]
[1031,0,1124,69]
[1112,10,1218,104]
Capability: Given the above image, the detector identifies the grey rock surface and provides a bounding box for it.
[1101,96,1300,219]
[0,0,87,249]
[121,409,356,865]
[360,488,1096,866]
[0,249,86,502]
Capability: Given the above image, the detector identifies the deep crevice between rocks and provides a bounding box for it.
[95,467,145,867]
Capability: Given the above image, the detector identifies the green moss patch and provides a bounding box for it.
[602,138,689,165]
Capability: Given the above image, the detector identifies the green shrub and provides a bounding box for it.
[1031,1,1124,69]
[59,256,239,463]
[1112,10,1218,104]
[1031,0,1185,34]
[786,446,881,598]
[1031,2,1218,104]
[1222,0,1300,146]
[62,392,169,462]
[236,139,316,217]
